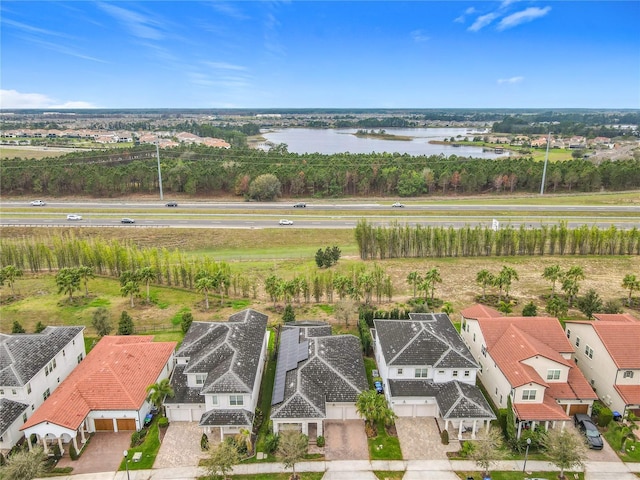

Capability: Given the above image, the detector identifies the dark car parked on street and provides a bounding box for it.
[574,413,603,450]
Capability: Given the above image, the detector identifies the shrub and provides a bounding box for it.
[596,407,613,427]
[316,436,325,447]
[459,440,474,457]
[68,442,78,460]
[201,433,209,451]
[130,429,147,447]
[264,433,279,454]
[158,417,169,428]
[440,429,449,445]
[181,311,194,333]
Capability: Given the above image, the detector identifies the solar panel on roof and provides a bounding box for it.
[272,328,309,405]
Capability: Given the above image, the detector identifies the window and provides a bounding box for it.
[229,395,243,406]
[415,368,428,378]
[63,349,65,357]
[12,389,17,395]
[438,370,445,375]
[397,368,403,375]
[481,345,487,357]
[77,353,83,364]
[27,383,31,394]
[473,333,476,342]
[566,329,571,338]
[45,366,49,376]
[453,370,459,377]
[464,371,470,377]
[195,374,207,385]
[210,396,218,405]
[31,404,34,411]
[495,387,498,395]
[0,389,3,395]
[547,369,561,380]
[575,337,580,347]
[500,394,503,404]
[52,359,56,369]
[623,371,634,379]
[522,389,536,400]
[585,346,593,359]
[43,388,50,401]
[23,413,27,423]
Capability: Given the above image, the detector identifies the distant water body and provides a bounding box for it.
[260,127,506,158]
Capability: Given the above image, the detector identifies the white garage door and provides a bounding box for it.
[415,404,437,417]
[343,405,359,419]
[326,405,344,420]
[394,404,414,417]
[394,403,437,417]
[167,408,193,422]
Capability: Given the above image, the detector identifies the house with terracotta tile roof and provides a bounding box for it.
[373,313,495,439]
[20,335,175,456]
[0,327,85,453]
[460,305,597,438]
[564,313,640,418]
[270,321,368,439]
[165,309,269,441]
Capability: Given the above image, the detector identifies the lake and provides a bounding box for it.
[259,127,507,158]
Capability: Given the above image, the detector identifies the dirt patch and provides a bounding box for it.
[324,420,369,460]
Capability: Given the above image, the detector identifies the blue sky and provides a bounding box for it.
[1,1,638,109]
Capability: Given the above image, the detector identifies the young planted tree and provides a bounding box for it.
[282,304,296,323]
[203,440,240,480]
[522,302,538,316]
[121,281,140,308]
[334,298,356,327]
[622,273,640,307]
[0,447,47,480]
[117,311,135,335]
[546,296,569,318]
[195,273,215,310]
[498,266,518,299]
[577,289,603,319]
[476,269,493,301]
[181,311,194,333]
[542,264,562,296]
[76,265,94,297]
[613,421,639,453]
[424,267,442,303]
[276,431,308,480]
[407,271,421,299]
[56,267,81,302]
[92,307,113,337]
[0,265,23,296]
[138,266,156,303]
[542,428,588,480]
[561,266,585,307]
[468,427,504,478]
[11,320,25,334]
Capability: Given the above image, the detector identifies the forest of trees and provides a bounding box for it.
[2,144,640,198]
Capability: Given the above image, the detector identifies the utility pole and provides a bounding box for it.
[540,131,551,195]
[156,141,164,200]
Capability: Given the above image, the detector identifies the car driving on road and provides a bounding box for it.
[166,201,178,207]
[66,214,83,221]
[279,219,294,225]
[392,202,405,208]
[121,218,135,224]
[30,200,46,206]
[293,202,306,208]
[574,413,603,450]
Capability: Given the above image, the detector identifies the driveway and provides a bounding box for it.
[395,417,461,460]
[324,420,369,460]
[56,432,131,475]
[566,423,622,463]
[155,422,213,468]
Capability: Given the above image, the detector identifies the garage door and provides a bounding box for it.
[168,408,193,422]
[394,404,414,417]
[568,404,589,416]
[116,419,136,431]
[326,405,344,420]
[415,404,438,417]
[94,419,114,431]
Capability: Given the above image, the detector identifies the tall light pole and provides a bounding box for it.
[123,450,131,480]
[540,131,551,195]
[522,437,532,473]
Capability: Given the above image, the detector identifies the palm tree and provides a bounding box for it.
[76,265,94,297]
[146,378,175,416]
[542,265,562,296]
[476,269,493,301]
[615,421,638,453]
[622,273,640,307]
[424,268,442,303]
[56,267,81,302]
[195,275,215,310]
[406,271,421,299]
[235,428,253,454]
[138,266,156,303]
[499,266,519,299]
[121,280,139,308]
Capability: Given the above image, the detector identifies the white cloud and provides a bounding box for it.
[454,7,477,23]
[468,12,499,32]
[497,76,524,84]
[97,2,164,40]
[497,6,551,30]
[0,89,96,109]
[410,29,430,43]
[203,61,248,71]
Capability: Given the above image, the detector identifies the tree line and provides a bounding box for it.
[355,220,640,260]
[3,144,640,197]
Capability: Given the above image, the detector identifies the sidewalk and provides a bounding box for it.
[38,459,640,480]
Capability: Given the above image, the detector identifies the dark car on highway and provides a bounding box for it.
[121,218,135,224]
[574,413,603,450]
[166,201,178,207]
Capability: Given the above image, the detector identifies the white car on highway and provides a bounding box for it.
[30,200,46,206]
[66,214,83,221]
[279,219,294,225]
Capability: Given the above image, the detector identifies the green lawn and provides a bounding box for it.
[198,474,324,480]
[363,357,378,388]
[368,422,402,460]
[601,421,640,462]
[373,471,404,480]
[455,472,584,480]
[119,419,162,470]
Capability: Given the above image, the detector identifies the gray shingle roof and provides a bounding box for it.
[0,327,84,387]
[271,325,368,420]
[374,313,477,369]
[167,364,203,404]
[388,379,440,397]
[199,408,253,427]
[169,309,267,398]
[435,381,495,420]
[0,398,28,436]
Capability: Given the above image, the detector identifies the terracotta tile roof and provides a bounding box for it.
[21,336,175,431]
[476,317,573,353]
[513,395,570,421]
[547,367,598,401]
[460,304,501,319]
[593,313,638,323]
[590,321,640,369]
[614,385,640,406]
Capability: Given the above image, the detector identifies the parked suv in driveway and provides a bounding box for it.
[574,413,603,450]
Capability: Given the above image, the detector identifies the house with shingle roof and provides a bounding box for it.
[165,309,269,441]
[0,327,85,453]
[461,305,597,438]
[21,335,175,456]
[373,313,495,439]
[270,321,368,439]
[564,313,640,418]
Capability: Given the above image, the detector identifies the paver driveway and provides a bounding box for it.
[55,432,131,475]
[324,420,369,460]
[155,422,214,468]
[395,417,461,460]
